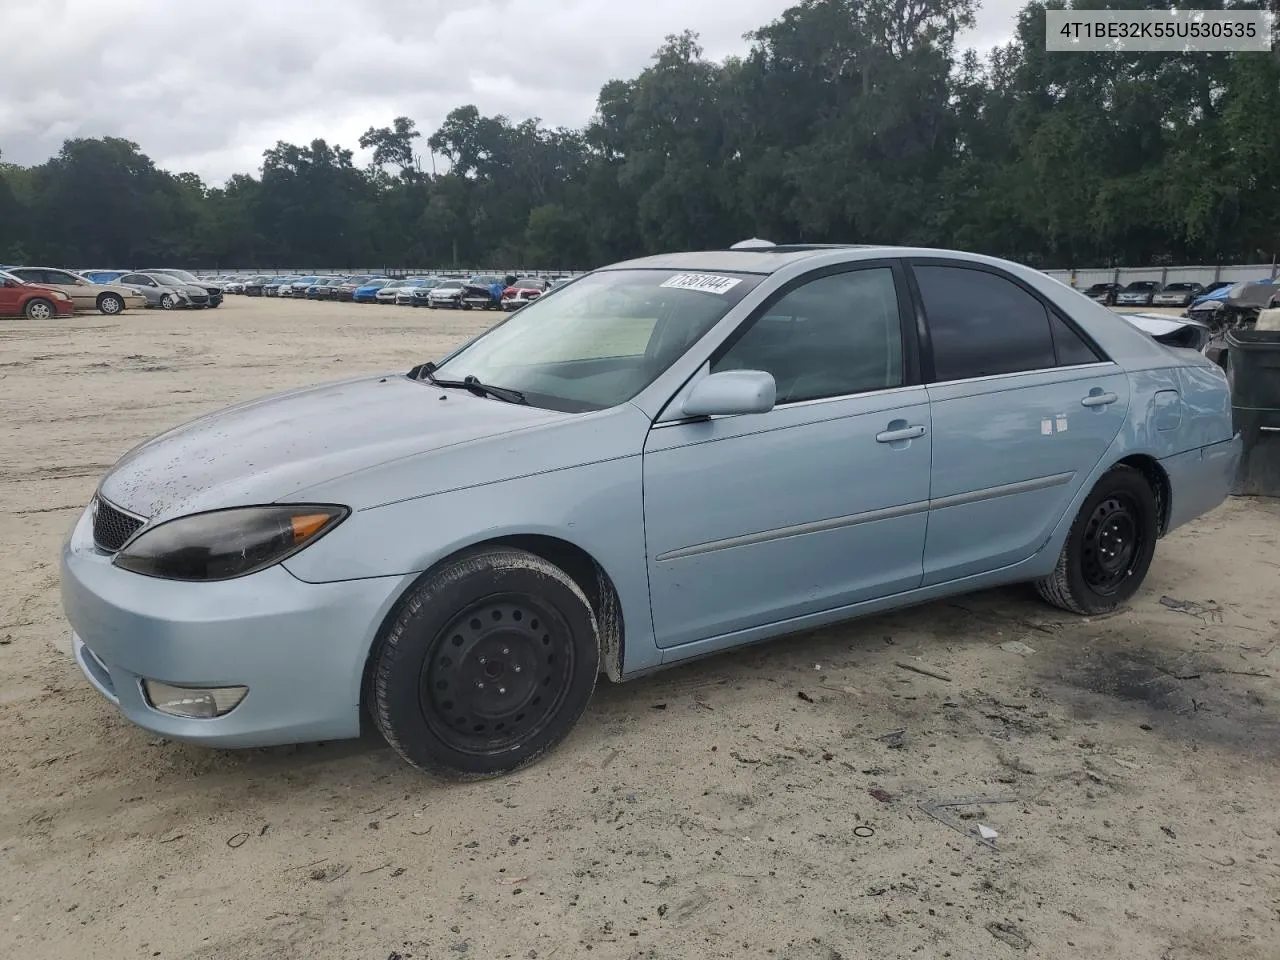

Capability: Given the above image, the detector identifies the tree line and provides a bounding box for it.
[1,0,1277,272]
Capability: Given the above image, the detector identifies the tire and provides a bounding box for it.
[98,293,124,315]
[370,546,600,779]
[1034,465,1159,616]
[24,298,55,320]
[160,294,177,310]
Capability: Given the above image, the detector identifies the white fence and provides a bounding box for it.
[1046,263,1278,288]
[192,261,1280,284]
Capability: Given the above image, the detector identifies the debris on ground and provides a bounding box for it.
[978,824,999,840]
[1159,596,1224,622]
[874,729,906,749]
[986,922,1031,950]
[869,788,893,803]
[1000,640,1036,655]
[895,660,952,682]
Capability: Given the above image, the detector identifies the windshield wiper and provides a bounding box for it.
[408,362,527,405]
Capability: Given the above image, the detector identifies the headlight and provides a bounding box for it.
[112,504,348,581]
[52,291,71,300]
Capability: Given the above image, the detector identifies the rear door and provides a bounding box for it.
[909,260,1130,586]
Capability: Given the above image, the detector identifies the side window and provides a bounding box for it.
[712,267,903,404]
[915,265,1056,381]
[9,268,37,283]
[1049,313,1102,366]
[47,270,78,284]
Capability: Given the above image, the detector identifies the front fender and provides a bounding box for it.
[281,452,661,677]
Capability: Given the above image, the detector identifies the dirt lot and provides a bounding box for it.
[1,297,1278,960]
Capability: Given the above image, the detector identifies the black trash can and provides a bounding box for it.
[1225,327,1280,497]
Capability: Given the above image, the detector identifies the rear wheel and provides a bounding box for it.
[25,298,55,320]
[1035,465,1158,615]
[370,546,600,779]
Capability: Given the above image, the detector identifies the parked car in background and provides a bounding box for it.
[282,276,321,298]
[375,279,412,304]
[81,269,131,285]
[263,277,298,297]
[1188,280,1277,328]
[4,266,146,315]
[334,276,378,301]
[116,272,213,309]
[461,275,506,310]
[1151,282,1204,308]
[426,278,466,308]
[221,278,247,294]
[501,276,551,311]
[1187,278,1270,313]
[60,242,1242,779]
[353,278,393,303]
[0,268,76,319]
[140,269,225,308]
[401,278,443,305]
[241,276,273,296]
[1114,281,1161,306]
[1081,282,1120,306]
[304,277,341,299]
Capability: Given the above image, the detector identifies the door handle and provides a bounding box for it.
[1081,392,1118,407]
[876,424,926,443]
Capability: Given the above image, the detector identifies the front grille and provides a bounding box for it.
[92,496,144,552]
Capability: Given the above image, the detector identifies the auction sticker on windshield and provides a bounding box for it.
[659,273,743,295]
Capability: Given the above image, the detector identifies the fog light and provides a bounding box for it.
[142,680,248,719]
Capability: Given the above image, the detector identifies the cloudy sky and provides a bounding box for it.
[0,0,1025,184]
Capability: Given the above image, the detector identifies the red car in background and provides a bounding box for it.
[0,269,76,319]
[501,276,551,311]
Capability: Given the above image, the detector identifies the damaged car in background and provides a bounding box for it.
[1185,280,1278,367]
[61,243,1241,781]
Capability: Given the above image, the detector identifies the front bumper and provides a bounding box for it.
[59,505,410,747]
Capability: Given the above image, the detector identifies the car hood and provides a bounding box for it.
[98,373,573,520]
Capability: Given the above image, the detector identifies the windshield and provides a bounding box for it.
[514,278,543,288]
[437,281,462,290]
[154,269,200,282]
[1126,282,1157,291]
[430,268,764,412]
[1164,283,1194,291]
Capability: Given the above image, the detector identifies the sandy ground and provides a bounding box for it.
[1,297,1278,960]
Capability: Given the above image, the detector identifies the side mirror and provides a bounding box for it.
[681,370,776,418]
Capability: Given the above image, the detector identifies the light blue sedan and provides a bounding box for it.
[60,243,1241,779]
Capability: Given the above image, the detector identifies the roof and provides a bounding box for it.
[601,245,891,275]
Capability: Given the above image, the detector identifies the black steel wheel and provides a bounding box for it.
[419,595,574,755]
[1079,494,1142,596]
[1035,465,1159,615]
[370,546,600,779]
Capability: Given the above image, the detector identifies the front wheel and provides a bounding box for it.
[1035,465,1159,615]
[25,297,55,320]
[370,546,600,779]
[160,294,177,310]
[98,293,124,315]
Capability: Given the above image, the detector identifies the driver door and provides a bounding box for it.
[642,262,932,650]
